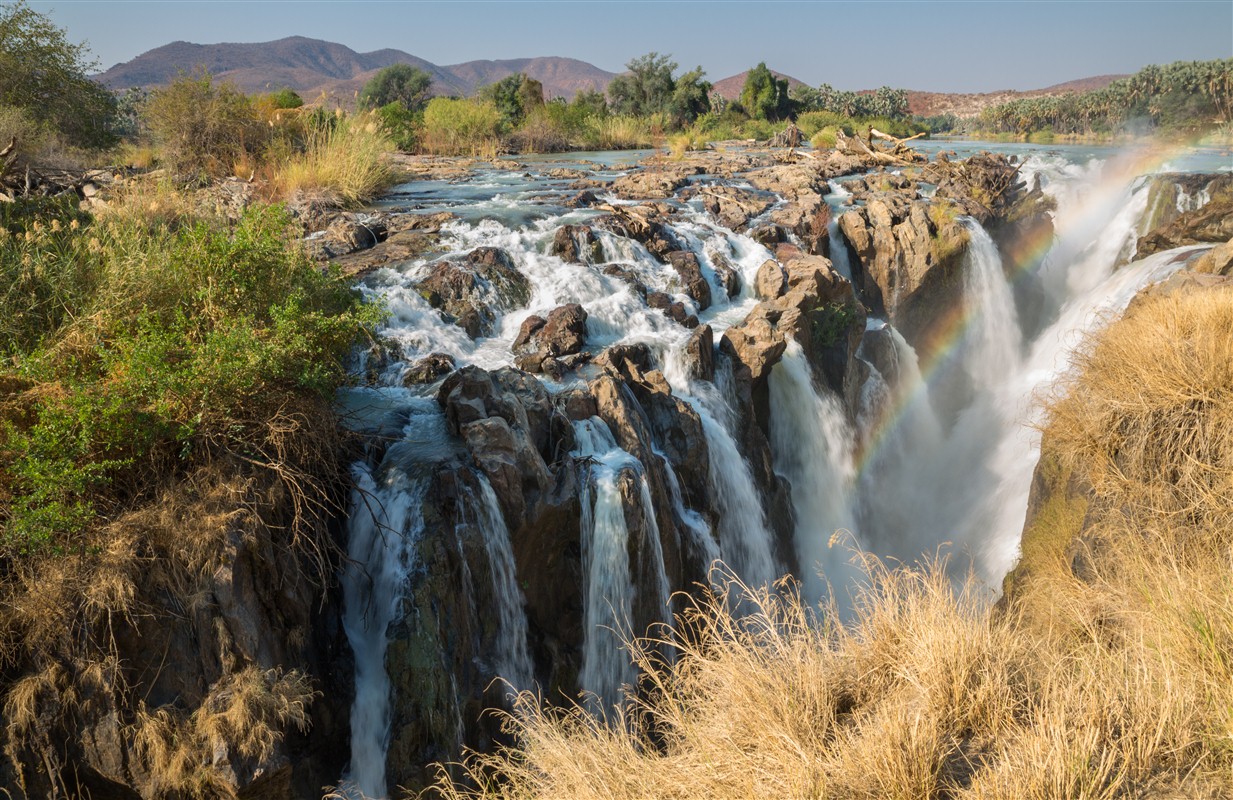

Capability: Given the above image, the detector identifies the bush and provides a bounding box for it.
[359,64,432,113]
[0,202,382,554]
[581,115,655,150]
[420,97,503,156]
[267,88,304,110]
[375,101,420,152]
[143,73,267,181]
[810,127,838,150]
[796,110,852,137]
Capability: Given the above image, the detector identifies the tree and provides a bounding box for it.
[740,63,790,121]
[477,73,544,127]
[143,72,266,180]
[570,88,608,118]
[667,67,711,127]
[608,52,677,117]
[0,1,117,147]
[358,64,433,112]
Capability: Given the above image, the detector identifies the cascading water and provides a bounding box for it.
[340,466,423,800]
[768,341,861,606]
[470,474,533,694]
[340,143,1218,784]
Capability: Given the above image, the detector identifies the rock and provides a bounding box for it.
[416,248,531,338]
[561,189,600,208]
[603,264,649,300]
[750,224,786,248]
[769,192,830,255]
[1135,173,1232,237]
[1191,238,1233,276]
[710,253,743,298]
[304,214,388,261]
[594,203,682,261]
[755,259,787,299]
[683,324,715,382]
[688,184,775,231]
[665,251,713,311]
[512,304,589,374]
[610,165,702,199]
[744,163,828,197]
[386,211,455,234]
[647,291,699,329]
[838,195,969,354]
[1137,195,1233,257]
[404,352,456,386]
[546,167,588,179]
[332,229,444,278]
[364,338,403,384]
[550,224,604,264]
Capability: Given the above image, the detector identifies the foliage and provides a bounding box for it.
[143,72,267,180]
[0,1,117,148]
[358,63,433,112]
[0,201,381,555]
[267,87,304,110]
[800,82,911,121]
[979,59,1233,136]
[608,52,678,117]
[569,88,608,119]
[477,73,545,127]
[420,97,503,156]
[666,67,712,128]
[375,100,420,151]
[740,62,791,121]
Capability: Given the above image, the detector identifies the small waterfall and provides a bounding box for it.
[341,465,423,800]
[958,218,1023,393]
[768,341,861,605]
[656,447,720,581]
[572,417,640,714]
[470,474,533,694]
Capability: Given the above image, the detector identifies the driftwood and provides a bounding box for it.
[768,123,803,149]
[0,137,114,203]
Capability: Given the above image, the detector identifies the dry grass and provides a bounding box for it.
[430,284,1233,799]
[272,113,399,206]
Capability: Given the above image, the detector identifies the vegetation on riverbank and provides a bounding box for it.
[432,283,1233,799]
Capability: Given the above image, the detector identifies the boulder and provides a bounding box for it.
[603,264,649,300]
[755,259,787,300]
[744,163,829,198]
[610,165,702,199]
[594,203,682,261]
[416,248,531,338]
[665,251,713,311]
[332,229,444,278]
[647,291,698,329]
[769,192,830,255]
[749,224,786,248]
[512,304,589,374]
[550,224,604,264]
[683,324,715,383]
[404,352,456,386]
[710,253,743,298]
[305,214,388,261]
[688,184,775,231]
[1192,238,1233,276]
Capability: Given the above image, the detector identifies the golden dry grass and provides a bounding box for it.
[429,284,1233,799]
[272,113,399,207]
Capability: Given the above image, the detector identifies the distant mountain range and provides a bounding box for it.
[97,36,1127,117]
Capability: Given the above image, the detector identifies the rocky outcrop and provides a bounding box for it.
[611,165,702,199]
[770,192,831,256]
[710,253,743,298]
[404,352,457,385]
[416,248,531,338]
[1136,195,1233,256]
[839,194,969,353]
[1137,173,1233,237]
[1192,238,1233,276]
[687,184,775,231]
[647,291,699,329]
[512,304,589,374]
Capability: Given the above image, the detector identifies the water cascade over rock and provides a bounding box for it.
[332,143,1221,792]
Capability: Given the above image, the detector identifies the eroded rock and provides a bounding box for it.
[416,248,531,338]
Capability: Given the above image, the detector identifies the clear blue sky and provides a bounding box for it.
[31,0,1233,92]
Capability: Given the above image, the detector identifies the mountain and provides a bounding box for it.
[97,36,613,102]
[711,69,808,101]
[906,74,1127,118]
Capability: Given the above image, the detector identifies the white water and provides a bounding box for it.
[340,465,423,800]
[768,341,861,606]
[470,474,533,694]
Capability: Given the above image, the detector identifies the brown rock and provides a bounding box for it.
[666,251,713,310]
[416,248,531,338]
[550,224,604,264]
[754,259,787,300]
[404,352,456,385]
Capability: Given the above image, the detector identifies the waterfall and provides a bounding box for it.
[768,341,861,606]
[470,474,533,694]
[340,465,423,800]
[571,417,641,713]
[958,218,1023,393]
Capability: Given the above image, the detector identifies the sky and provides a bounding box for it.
[31,0,1233,93]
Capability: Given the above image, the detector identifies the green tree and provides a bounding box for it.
[608,52,677,117]
[667,67,711,127]
[570,88,608,118]
[478,73,545,127]
[358,64,433,112]
[740,63,790,121]
[0,1,117,147]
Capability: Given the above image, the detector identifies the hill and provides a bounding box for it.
[97,36,615,103]
[711,68,808,101]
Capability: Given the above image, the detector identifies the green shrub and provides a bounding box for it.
[796,110,851,137]
[420,97,503,156]
[375,101,420,151]
[0,203,383,555]
[810,127,838,150]
[143,73,267,181]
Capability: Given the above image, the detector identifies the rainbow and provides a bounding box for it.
[851,139,1204,477]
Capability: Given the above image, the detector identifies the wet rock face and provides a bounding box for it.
[688,184,776,231]
[512,304,590,374]
[1137,173,1233,238]
[665,251,713,311]
[839,194,969,352]
[416,248,531,338]
[769,192,831,256]
[647,291,699,329]
[550,224,604,264]
[594,203,683,262]
[404,352,457,386]
[1137,194,1233,256]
